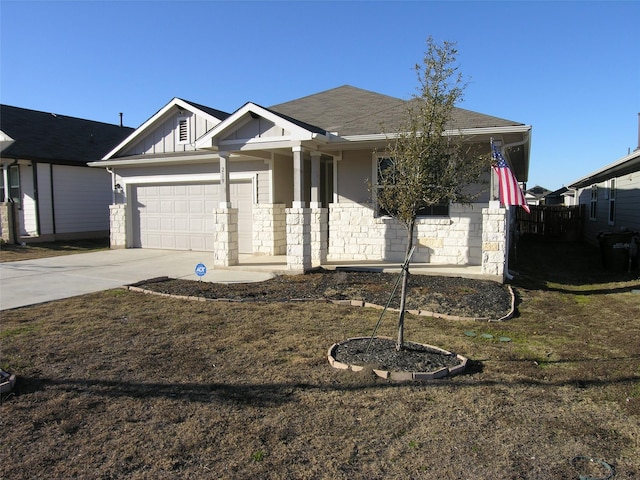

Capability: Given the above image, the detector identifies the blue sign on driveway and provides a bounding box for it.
[195,263,207,277]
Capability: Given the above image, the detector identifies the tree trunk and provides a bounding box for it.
[396,221,415,351]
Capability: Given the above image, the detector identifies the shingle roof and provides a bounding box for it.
[269,85,524,136]
[179,99,231,121]
[0,104,134,165]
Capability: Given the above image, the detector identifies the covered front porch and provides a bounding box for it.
[212,253,499,282]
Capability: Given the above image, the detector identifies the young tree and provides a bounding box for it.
[376,37,490,350]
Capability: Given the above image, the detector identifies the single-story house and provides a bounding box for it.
[568,140,640,246]
[525,185,552,205]
[0,105,134,243]
[89,85,532,279]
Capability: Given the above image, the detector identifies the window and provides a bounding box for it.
[589,185,597,220]
[177,117,189,144]
[608,178,616,225]
[375,157,449,217]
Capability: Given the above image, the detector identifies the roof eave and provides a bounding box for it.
[568,149,640,188]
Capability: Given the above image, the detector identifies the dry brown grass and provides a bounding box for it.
[0,238,109,262]
[1,239,639,479]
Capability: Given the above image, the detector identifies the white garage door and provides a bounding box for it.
[132,182,253,252]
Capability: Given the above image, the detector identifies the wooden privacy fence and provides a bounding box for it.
[516,205,585,241]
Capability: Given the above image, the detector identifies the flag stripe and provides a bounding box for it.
[491,141,530,213]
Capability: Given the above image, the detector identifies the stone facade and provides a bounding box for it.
[286,208,311,272]
[213,208,238,266]
[327,203,485,265]
[480,202,507,276]
[252,204,286,255]
[0,203,15,244]
[109,204,126,248]
[310,207,328,266]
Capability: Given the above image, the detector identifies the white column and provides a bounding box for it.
[310,151,321,208]
[2,166,8,202]
[292,146,305,208]
[219,151,231,208]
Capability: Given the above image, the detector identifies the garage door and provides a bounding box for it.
[131,182,253,252]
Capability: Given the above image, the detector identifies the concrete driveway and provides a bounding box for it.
[0,249,275,311]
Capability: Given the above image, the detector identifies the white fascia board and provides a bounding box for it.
[568,149,640,188]
[336,125,532,144]
[89,153,219,168]
[195,103,323,150]
[102,98,225,160]
[0,129,15,152]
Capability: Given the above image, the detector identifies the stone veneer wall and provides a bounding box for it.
[480,202,507,277]
[109,204,126,248]
[252,204,286,255]
[327,203,485,265]
[310,207,328,266]
[286,208,311,271]
[0,203,14,243]
[213,208,238,266]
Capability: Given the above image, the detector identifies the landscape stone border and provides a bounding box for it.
[126,279,516,322]
[327,336,468,381]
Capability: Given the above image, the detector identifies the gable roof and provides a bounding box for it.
[195,102,328,152]
[102,97,231,160]
[269,85,525,137]
[0,104,134,165]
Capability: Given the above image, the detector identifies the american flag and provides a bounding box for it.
[491,141,530,213]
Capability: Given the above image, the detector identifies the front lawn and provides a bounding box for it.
[1,240,639,479]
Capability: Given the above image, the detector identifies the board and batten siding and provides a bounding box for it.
[35,163,54,235]
[52,165,112,233]
[578,169,640,245]
[614,171,640,232]
[123,111,219,156]
[19,163,37,236]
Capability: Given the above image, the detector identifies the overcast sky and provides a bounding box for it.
[1,0,639,191]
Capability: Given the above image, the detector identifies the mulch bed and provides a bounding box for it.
[132,268,513,320]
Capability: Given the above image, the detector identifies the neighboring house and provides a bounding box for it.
[543,186,569,206]
[90,85,531,279]
[525,185,552,205]
[568,145,640,246]
[0,105,133,243]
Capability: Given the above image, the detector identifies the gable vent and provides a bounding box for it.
[178,117,189,143]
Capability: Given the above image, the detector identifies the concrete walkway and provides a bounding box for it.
[0,249,275,311]
[1,248,495,311]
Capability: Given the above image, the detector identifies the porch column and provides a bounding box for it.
[109,204,127,249]
[219,151,231,208]
[213,150,238,266]
[309,151,326,265]
[310,151,321,208]
[481,201,507,278]
[292,146,305,208]
[286,206,311,272]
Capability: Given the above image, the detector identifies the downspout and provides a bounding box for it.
[106,167,116,204]
[499,133,530,281]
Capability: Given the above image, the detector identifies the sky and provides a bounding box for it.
[1,1,638,192]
